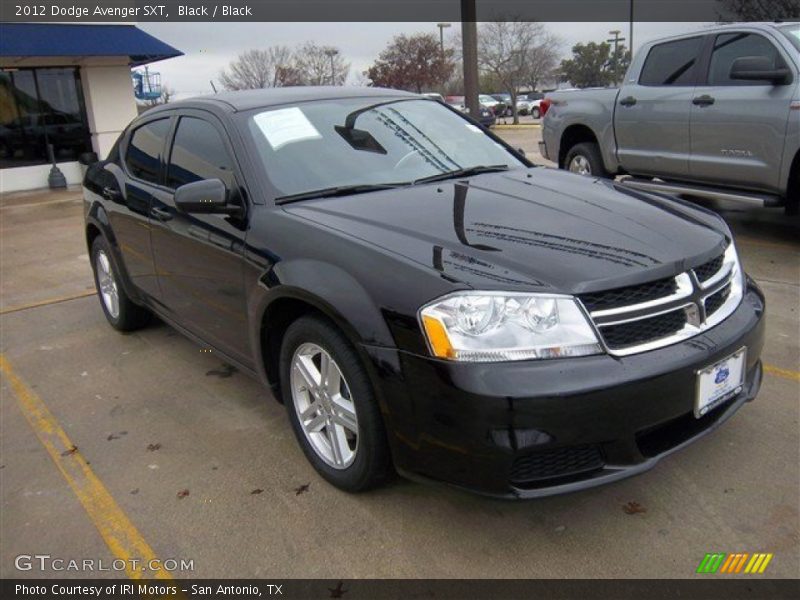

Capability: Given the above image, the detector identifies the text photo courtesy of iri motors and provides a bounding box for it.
[0,1,798,599]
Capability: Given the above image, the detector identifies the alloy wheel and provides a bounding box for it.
[95,249,120,319]
[290,343,359,469]
[568,155,592,176]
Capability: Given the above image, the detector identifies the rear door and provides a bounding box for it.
[689,30,796,193]
[149,111,251,364]
[614,35,705,178]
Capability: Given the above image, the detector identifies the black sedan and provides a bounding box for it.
[83,87,764,498]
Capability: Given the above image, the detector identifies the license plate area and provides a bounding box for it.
[695,347,746,419]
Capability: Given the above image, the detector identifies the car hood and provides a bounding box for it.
[283,168,729,294]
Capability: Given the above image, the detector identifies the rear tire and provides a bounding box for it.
[532,107,541,119]
[280,316,391,492]
[564,142,610,178]
[90,236,150,331]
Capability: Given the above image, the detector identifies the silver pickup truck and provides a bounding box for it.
[540,22,800,213]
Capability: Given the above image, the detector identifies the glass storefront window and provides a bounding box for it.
[0,67,93,168]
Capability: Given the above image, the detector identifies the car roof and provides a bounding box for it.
[645,21,789,46]
[158,86,419,113]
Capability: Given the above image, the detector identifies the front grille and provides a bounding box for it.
[694,254,724,282]
[579,276,678,312]
[600,310,687,349]
[510,445,604,485]
[705,285,731,316]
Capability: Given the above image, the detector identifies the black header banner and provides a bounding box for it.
[1,0,799,22]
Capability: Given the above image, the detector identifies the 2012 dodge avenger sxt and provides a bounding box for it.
[83,87,765,498]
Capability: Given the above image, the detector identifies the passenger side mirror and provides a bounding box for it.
[174,179,241,215]
[729,56,791,84]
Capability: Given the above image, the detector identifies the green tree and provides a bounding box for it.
[559,42,616,88]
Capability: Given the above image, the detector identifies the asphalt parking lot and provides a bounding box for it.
[1,126,798,580]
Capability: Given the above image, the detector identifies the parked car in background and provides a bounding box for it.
[491,93,514,116]
[480,94,505,116]
[525,92,546,119]
[421,92,445,103]
[83,86,765,498]
[445,95,496,127]
[541,22,800,213]
[515,98,532,116]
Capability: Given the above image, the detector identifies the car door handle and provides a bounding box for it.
[102,186,121,201]
[692,95,715,106]
[150,206,173,221]
[619,96,637,107]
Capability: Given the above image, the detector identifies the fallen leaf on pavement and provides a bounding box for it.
[623,501,646,515]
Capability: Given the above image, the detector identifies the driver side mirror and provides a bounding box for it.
[174,179,242,216]
[729,56,791,84]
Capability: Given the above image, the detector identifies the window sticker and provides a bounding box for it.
[253,107,321,150]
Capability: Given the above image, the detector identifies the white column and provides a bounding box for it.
[80,63,139,159]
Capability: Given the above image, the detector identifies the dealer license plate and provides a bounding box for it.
[695,348,746,418]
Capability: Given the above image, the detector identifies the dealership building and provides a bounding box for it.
[0,23,181,192]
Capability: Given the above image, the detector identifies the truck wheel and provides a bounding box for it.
[565,142,610,178]
[91,236,151,331]
[280,315,392,492]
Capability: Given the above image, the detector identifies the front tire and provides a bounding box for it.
[90,236,150,331]
[564,142,610,178]
[280,316,391,492]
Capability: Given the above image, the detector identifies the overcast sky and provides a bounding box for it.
[139,22,715,98]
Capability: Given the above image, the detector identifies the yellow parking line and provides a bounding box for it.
[0,354,173,581]
[764,364,800,382]
[0,290,95,315]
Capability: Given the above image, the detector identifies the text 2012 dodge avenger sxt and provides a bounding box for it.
[83,88,765,498]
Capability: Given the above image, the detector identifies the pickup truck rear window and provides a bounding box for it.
[639,37,703,86]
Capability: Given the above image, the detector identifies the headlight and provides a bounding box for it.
[419,292,603,362]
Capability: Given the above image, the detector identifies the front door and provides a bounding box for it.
[113,116,172,299]
[689,31,796,193]
[149,112,251,364]
[614,35,705,179]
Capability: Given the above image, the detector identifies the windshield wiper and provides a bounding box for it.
[413,164,510,185]
[275,183,406,205]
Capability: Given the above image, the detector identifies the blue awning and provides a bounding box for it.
[0,24,182,66]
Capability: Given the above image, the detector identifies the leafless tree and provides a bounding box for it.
[295,42,350,85]
[525,32,562,92]
[478,20,555,124]
[219,47,299,90]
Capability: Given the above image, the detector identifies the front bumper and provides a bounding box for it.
[366,280,765,498]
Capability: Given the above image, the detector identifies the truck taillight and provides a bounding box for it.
[540,98,552,117]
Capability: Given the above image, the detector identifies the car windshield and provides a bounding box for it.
[246,97,524,199]
[779,24,800,51]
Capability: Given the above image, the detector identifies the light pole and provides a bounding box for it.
[436,22,451,54]
[629,0,634,61]
[324,48,339,85]
[607,29,626,85]
[461,0,479,118]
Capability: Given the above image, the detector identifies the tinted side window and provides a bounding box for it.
[639,37,703,86]
[126,119,170,184]
[167,117,234,189]
[708,33,785,86]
